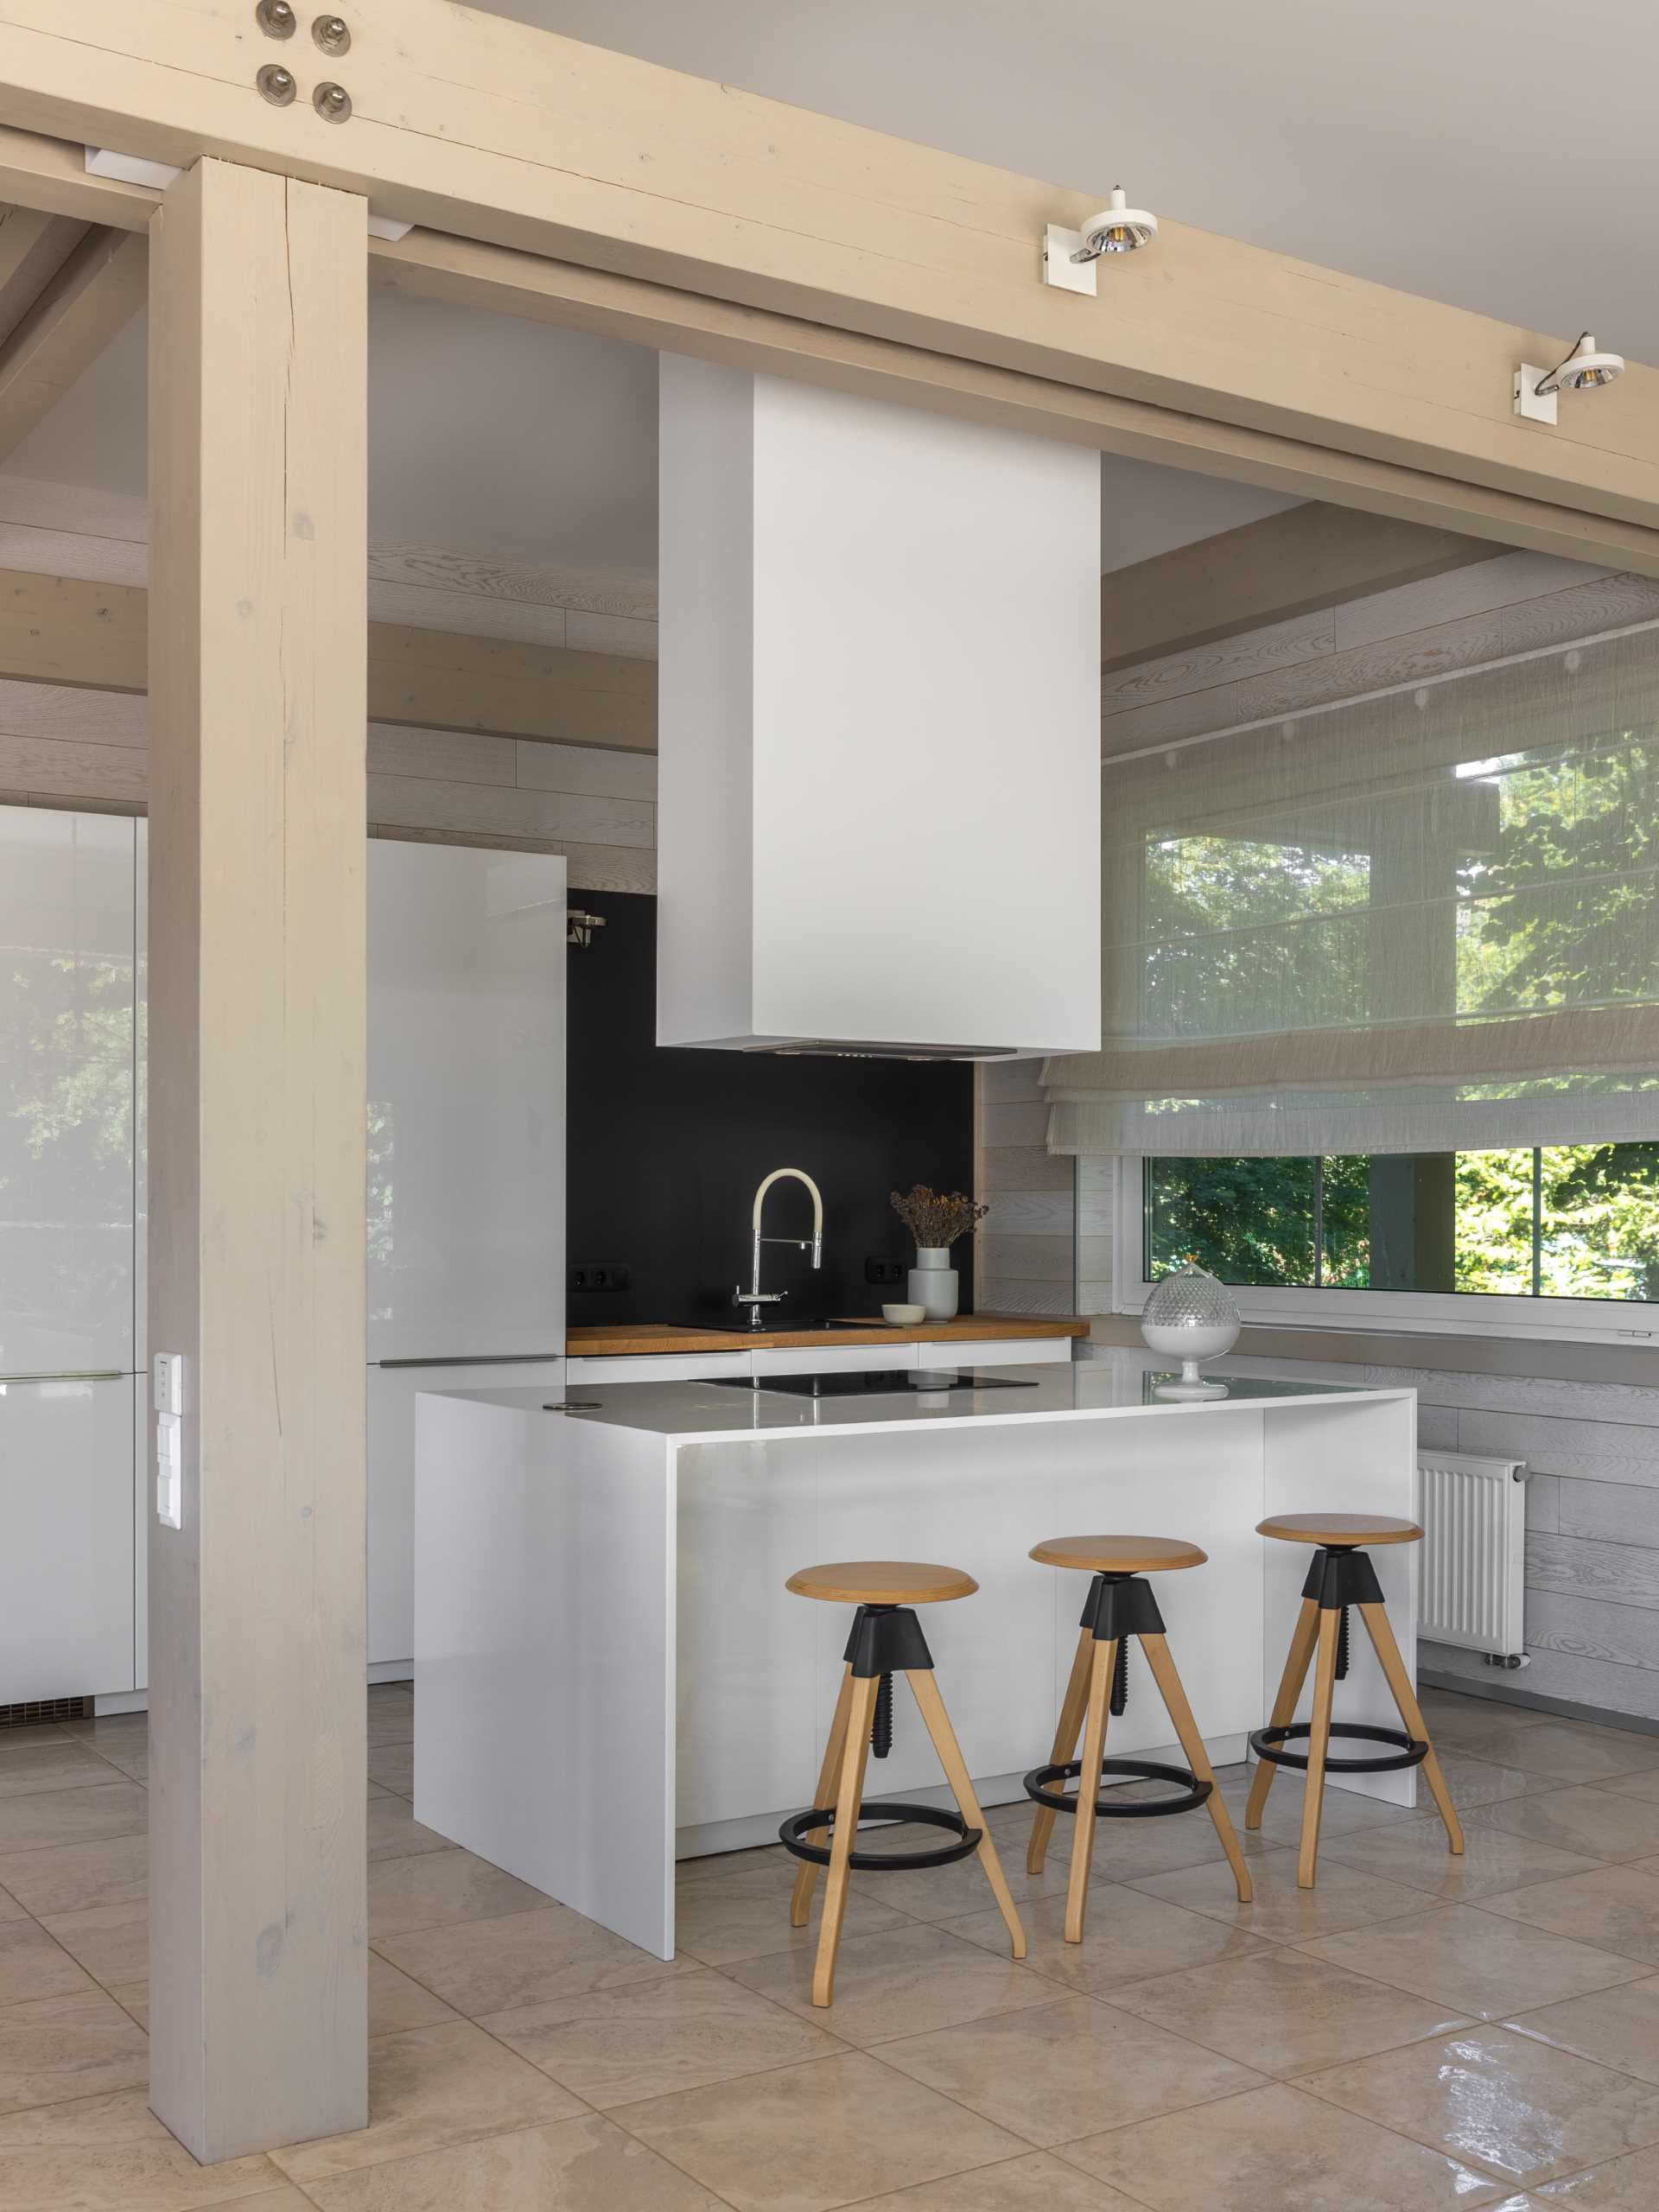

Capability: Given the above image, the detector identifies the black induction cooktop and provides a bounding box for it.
[697,1367,1040,1400]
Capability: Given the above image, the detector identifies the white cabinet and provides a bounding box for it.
[0,1376,135,1699]
[751,1343,919,1377]
[568,1352,752,1385]
[370,1358,567,1670]
[367,844,565,1363]
[0,810,137,1380]
[917,1338,1072,1367]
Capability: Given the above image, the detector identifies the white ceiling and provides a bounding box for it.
[17,0,1655,582]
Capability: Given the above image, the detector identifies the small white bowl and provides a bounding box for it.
[882,1303,926,1326]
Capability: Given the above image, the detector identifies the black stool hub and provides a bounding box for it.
[779,1802,982,1870]
[1026,1755,1211,1819]
[1250,1720,1427,1774]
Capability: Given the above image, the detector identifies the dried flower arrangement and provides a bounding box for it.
[890,1185,989,1251]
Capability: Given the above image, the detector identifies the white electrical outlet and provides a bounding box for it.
[153,1353,184,1529]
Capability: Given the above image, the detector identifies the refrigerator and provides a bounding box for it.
[366,841,568,1672]
[0,805,139,1700]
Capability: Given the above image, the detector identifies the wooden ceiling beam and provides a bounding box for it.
[0,221,146,459]
[0,201,88,342]
[0,563,658,749]
[1101,503,1508,673]
[0,3,1656,538]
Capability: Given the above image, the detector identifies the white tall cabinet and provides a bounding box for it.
[0,809,568,1703]
[0,807,139,1700]
[366,842,567,1672]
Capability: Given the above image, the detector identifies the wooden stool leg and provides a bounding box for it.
[906,1669,1027,1959]
[1245,1597,1320,1832]
[812,1672,878,2007]
[1359,1599,1465,1856]
[1297,1605,1341,1889]
[1065,1637,1116,1945]
[1029,1627,1095,1875]
[1140,1631,1252,1904]
[791,1664,855,1928]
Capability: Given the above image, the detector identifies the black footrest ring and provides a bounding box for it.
[1024,1757,1212,1819]
[779,1800,982,1872]
[1250,1721,1427,1775]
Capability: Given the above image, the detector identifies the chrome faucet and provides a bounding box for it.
[734,1167,823,1330]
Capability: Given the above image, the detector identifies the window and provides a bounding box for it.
[1120,1144,1659,1341]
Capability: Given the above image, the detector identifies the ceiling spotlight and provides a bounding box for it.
[1042,186,1158,296]
[1514,332,1624,423]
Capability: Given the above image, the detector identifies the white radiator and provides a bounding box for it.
[1415,1449,1528,1661]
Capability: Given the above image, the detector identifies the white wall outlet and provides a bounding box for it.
[152,1353,183,1529]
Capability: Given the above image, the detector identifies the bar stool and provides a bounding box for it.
[781,1560,1027,2006]
[1249,1513,1465,1887]
[1025,1535,1251,1943]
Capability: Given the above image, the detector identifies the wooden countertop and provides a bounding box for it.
[567,1314,1090,1357]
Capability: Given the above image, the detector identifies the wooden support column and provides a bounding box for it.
[147,156,368,2162]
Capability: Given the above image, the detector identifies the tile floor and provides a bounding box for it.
[6,1685,1659,2206]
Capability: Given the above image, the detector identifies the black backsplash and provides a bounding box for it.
[565,891,976,1329]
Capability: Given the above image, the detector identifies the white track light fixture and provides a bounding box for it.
[1042,186,1158,296]
[1514,332,1624,425]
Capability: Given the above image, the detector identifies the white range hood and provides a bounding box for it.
[656,359,1102,1059]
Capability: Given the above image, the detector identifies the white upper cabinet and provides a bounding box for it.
[656,360,1102,1060]
[0,807,137,1378]
[366,842,567,1362]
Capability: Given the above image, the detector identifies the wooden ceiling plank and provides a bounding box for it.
[0,223,147,459]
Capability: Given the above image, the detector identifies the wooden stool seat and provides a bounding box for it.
[1257,1513,1422,1548]
[783,1561,1022,2005]
[1031,1534,1206,1575]
[1249,1514,1462,1889]
[785,1561,977,1606]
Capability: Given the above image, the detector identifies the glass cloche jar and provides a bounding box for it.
[1141,1262,1240,1400]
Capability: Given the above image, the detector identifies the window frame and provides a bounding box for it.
[1106,1154,1659,1348]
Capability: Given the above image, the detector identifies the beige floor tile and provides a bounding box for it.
[270,2019,584,2183]
[1507,1976,1659,2085]
[1471,1722,1659,1789]
[0,1885,26,1925]
[1130,1847,1426,1942]
[0,2086,284,2209]
[1303,2024,1659,2186]
[366,1848,554,1942]
[1416,1753,1565,1813]
[844,2152,1144,2209]
[618,2048,1027,2212]
[298,2110,732,2209]
[983,1791,1267,1884]
[1319,1815,1602,1901]
[1535,2144,1659,2204]
[943,1884,1271,1992]
[482,1967,843,2107]
[0,1740,139,1800]
[107,1980,147,2029]
[1249,1776,1430,1842]
[1300,1903,1647,2018]
[1112,1944,1470,2076]
[365,1953,458,2037]
[365,1795,450,1865]
[86,1741,148,1784]
[1478,1788,1659,1863]
[0,1915,97,2005]
[1480,1864,1659,1965]
[0,1834,148,1918]
[0,1782,147,1853]
[1597,1768,1659,1806]
[365,1745,414,1798]
[0,1724,73,1750]
[0,1988,149,2115]
[365,1710,415,1750]
[40,1900,148,1987]
[376,1900,688,2013]
[672,1854,917,1966]
[1059,2079,1503,2209]
[728,1921,1055,2049]
[873,1991,1263,2145]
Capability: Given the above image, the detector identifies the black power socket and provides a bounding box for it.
[568,1262,631,1293]
[864,1256,906,1287]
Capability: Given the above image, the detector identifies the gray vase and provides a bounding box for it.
[908,1246,958,1323]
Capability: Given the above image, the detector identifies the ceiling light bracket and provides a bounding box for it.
[1513,366,1558,426]
[1041,224,1097,296]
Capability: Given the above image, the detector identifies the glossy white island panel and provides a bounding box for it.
[415,1351,1417,1958]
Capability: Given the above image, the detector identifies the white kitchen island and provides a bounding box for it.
[413,1351,1417,1958]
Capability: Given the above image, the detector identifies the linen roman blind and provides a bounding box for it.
[1044,618,1659,1157]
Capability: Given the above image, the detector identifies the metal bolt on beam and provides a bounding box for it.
[314,81,353,122]
[256,0,297,35]
[257,64,297,105]
[313,15,352,55]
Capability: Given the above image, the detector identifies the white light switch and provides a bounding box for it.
[153,1354,184,1529]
